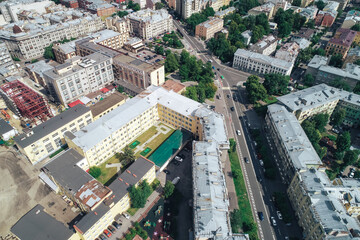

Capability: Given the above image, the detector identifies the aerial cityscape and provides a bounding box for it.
[0,0,359,239]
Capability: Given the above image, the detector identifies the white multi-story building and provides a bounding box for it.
[249,35,277,56]
[233,49,294,76]
[0,40,17,77]
[181,0,201,19]
[127,9,173,40]
[43,52,114,105]
[0,11,104,59]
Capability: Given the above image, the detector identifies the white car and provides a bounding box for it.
[259,160,264,167]
[123,213,130,219]
[236,130,241,135]
[271,216,277,227]
[174,156,183,162]
[277,211,283,220]
[172,176,180,185]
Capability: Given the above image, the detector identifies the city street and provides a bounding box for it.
[172,20,302,239]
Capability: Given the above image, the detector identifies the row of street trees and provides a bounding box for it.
[273,8,307,38]
[186,7,215,32]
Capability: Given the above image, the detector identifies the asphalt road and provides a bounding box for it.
[173,20,302,240]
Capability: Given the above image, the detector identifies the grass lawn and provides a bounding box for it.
[96,154,121,185]
[128,208,138,216]
[133,124,175,158]
[228,140,258,239]
[264,96,278,104]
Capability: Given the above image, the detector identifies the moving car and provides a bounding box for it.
[259,160,264,167]
[258,212,264,221]
[230,107,235,111]
[244,157,249,164]
[236,130,241,135]
[276,211,283,220]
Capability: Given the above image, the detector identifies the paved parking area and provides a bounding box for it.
[128,49,166,64]
[0,147,78,237]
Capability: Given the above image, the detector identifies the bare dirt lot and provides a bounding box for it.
[0,146,78,238]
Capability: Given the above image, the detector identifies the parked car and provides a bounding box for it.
[244,157,249,164]
[103,229,112,238]
[230,107,235,111]
[227,94,230,98]
[175,156,183,162]
[108,225,116,233]
[112,221,121,229]
[123,212,130,219]
[236,130,241,135]
[258,212,264,221]
[276,211,283,220]
[163,170,170,174]
[98,234,107,240]
[259,160,264,167]
[271,216,277,226]
[172,176,180,185]
[155,59,161,62]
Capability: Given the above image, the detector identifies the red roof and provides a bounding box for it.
[100,88,109,93]
[68,100,84,108]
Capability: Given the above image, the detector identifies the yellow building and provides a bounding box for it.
[90,91,127,120]
[65,86,207,167]
[14,104,93,165]
[74,157,156,240]
[195,17,224,40]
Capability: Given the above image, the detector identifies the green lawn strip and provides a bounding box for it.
[127,207,139,216]
[228,144,258,239]
[96,154,121,184]
[140,147,152,156]
[135,126,158,144]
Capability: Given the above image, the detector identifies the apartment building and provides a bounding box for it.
[53,40,78,64]
[43,52,114,105]
[287,168,360,240]
[336,93,360,127]
[325,28,357,58]
[181,0,201,19]
[275,42,300,62]
[75,38,122,59]
[341,10,360,29]
[73,157,155,240]
[306,55,360,90]
[11,205,80,240]
[88,29,128,50]
[25,60,55,87]
[127,9,173,40]
[265,104,322,184]
[112,54,165,90]
[0,40,17,77]
[0,0,53,24]
[300,6,318,21]
[105,16,130,36]
[248,2,275,19]
[249,35,277,55]
[13,104,92,164]
[0,12,104,59]
[60,0,79,8]
[195,17,224,40]
[90,91,127,120]
[233,49,294,76]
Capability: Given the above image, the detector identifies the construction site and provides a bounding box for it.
[0,80,53,129]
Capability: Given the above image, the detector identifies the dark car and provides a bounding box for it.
[98,234,107,240]
[230,107,235,111]
[258,212,264,221]
[112,221,121,229]
[108,225,116,233]
[244,157,249,164]
[164,170,170,174]
[155,59,161,63]
[227,94,230,98]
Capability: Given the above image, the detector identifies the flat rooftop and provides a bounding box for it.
[113,54,162,72]
[90,91,127,118]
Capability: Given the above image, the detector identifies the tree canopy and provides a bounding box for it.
[44,44,55,60]
[330,109,346,126]
[336,131,351,153]
[353,82,360,94]
[245,75,267,103]
[303,74,315,87]
[117,145,135,166]
[329,77,351,91]
[274,8,306,38]
[129,180,153,208]
[163,180,175,198]
[186,7,215,31]
[164,52,179,73]
[155,45,164,55]
[89,167,101,178]
[315,0,326,10]
[343,150,359,166]
[351,24,360,31]
[263,74,290,95]
[312,113,329,132]
[301,118,327,159]
[329,54,343,68]
[127,0,140,11]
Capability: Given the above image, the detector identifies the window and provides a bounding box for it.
[79,123,85,129]
[52,133,59,138]
[43,138,50,143]
[77,118,83,123]
[45,143,54,153]
[54,138,62,147]
[61,127,67,133]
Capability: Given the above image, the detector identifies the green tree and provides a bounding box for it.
[242,221,256,233]
[89,167,101,178]
[164,52,179,73]
[303,74,315,86]
[306,19,315,29]
[292,0,301,6]
[331,109,346,126]
[155,2,164,9]
[263,74,290,95]
[155,45,164,55]
[312,113,329,132]
[302,120,322,143]
[336,131,351,153]
[329,54,343,68]
[44,44,55,60]
[230,209,242,233]
[329,77,351,91]
[148,42,153,49]
[118,145,135,166]
[129,185,145,208]
[245,75,268,103]
[11,55,20,61]
[163,180,175,198]
[315,0,326,10]
[117,11,129,17]
[343,150,359,166]
[185,86,199,102]
[127,0,140,11]
[117,85,124,93]
[354,59,360,66]
[350,24,360,31]
[353,82,360,94]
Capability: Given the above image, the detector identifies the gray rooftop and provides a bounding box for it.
[42,148,92,194]
[266,104,322,170]
[76,157,154,233]
[0,118,14,135]
[71,86,203,151]
[234,49,293,70]
[26,60,54,77]
[277,83,342,112]
[127,9,171,23]
[193,141,231,239]
[75,39,121,58]
[88,29,121,43]
[11,204,74,240]
[14,104,90,148]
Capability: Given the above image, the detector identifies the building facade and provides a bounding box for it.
[53,40,78,64]
[0,40,17,77]
[249,35,277,55]
[43,52,114,105]
[195,17,224,40]
[127,9,173,40]
[325,28,357,58]
[13,104,92,164]
[25,60,54,87]
[233,48,294,76]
